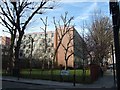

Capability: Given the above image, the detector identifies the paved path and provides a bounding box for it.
[2,81,116,90]
[1,70,117,89]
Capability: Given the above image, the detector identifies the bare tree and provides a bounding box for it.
[85,11,113,65]
[61,29,74,70]
[53,12,74,68]
[45,12,74,80]
[81,21,89,81]
[40,17,48,70]
[0,0,56,74]
[32,17,54,70]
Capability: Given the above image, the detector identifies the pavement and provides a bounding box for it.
[1,69,117,89]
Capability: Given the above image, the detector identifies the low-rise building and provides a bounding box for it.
[0,36,11,69]
[54,27,87,68]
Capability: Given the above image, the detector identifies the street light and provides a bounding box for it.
[28,35,34,77]
[111,44,116,87]
[73,60,76,86]
[109,0,120,89]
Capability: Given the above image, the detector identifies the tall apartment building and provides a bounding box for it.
[20,27,87,68]
[20,31,54,68]
[0,27,87,69]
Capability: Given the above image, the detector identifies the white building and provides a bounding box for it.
[20,31,54,68]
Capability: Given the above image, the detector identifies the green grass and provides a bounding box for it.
[21,69,90,75]
[3,69,92,84]
[20,69,92,84]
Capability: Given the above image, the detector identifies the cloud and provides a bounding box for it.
[75,15,89,21]
[74,2,97,23]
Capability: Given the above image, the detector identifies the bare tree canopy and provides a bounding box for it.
[0,0,56,73]
[53,12,74,68]
[85,10,113,65]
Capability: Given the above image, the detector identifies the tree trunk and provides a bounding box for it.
[8,45,14,74]
[14,34,23,79]
[42,59,44,70]
[65,60,68,70]
[8,35,16,74]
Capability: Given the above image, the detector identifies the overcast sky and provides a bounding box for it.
[0,0,111,37]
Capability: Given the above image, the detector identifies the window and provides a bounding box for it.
[4,46,6,49]
[23,36,26,39]
[48,38,51,43]
[26,50,29,54]
[23,45,26,49]
[29,44,31,48]
[51,33,54,37]
[51,43,54,47]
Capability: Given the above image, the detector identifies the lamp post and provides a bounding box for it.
[28,35,34,77]
[111,44,116,87]
[73,54,76,86]
[109,0,120,90]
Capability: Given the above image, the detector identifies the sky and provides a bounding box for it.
[0,0,111,37]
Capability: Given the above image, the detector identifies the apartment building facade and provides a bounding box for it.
[0,36,11,57]
[20,31,54,68]
[0,36,11,46]
[54,27,87,68]
[0,36,11,69]
[0,27,85,68]
[19,27,87,68]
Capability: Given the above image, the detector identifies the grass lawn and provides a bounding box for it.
[20,69,92,84]
[3,69,92,84]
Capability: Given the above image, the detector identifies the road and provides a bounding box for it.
[2,80,63,90]
[2,80,116,90]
